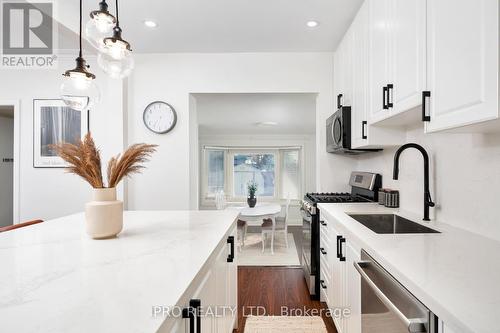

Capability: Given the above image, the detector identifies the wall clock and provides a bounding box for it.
[143,101,177,134]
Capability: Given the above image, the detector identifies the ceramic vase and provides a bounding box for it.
[247,196,257,208]
[85,187,123,239]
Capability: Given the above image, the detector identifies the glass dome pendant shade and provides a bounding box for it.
[85,0,116,50]
[98,26,134,79]
[98,0,134,79]
[61,57,100,111]
[60,0,100,111]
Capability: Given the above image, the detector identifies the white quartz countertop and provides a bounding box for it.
[0,210,239,333]
[318,203,500,333]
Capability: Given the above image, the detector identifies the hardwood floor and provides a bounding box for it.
[235,266,337,333]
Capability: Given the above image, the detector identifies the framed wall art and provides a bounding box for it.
[33,99,89,168]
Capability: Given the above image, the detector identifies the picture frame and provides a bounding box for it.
[33,99,89,168]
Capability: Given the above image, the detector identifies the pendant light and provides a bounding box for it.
[60,0,100,111]
[85,0,116,50]
[97,0,134,79]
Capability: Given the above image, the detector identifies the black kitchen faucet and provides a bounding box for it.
[393,143,435,221]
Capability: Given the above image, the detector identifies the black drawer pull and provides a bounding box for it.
[227,236,235,262]
[339,237,346,262]
[320,220,327,226]
[383,86,389,109]
[362,121,367,139]
[320,247,327,255]
[320,280,327,289]
[336,235,341,258]
[422,91,431,121]
[182,306,195,333]
[191,299,201,333]
[387,84,394,108]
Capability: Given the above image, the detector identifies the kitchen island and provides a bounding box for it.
[0,210,239,333]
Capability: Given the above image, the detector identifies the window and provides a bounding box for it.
[233,153,275,197]
[206,149,225,195]
[202,147,302,203]
[280,150,300,199]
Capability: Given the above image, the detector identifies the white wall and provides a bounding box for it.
[356,125,500,242]
[126,53,352,210]
[0,56,124,222]
[0,115,14,227]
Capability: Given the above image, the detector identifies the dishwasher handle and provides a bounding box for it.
[353,261,427,333]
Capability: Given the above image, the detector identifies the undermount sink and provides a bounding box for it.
[347,214,440,234]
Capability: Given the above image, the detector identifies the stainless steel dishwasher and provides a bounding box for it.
[353,250,438,333]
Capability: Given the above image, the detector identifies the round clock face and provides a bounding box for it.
[143,101,177,134]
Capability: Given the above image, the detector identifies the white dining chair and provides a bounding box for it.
[215,190,226,210]
[218,191,248,251]
[261,195,291,252]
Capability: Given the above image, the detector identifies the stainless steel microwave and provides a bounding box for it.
[326,106,381,155]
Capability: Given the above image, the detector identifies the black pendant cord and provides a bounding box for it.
[79,0,82,58]
[115,0,119,27]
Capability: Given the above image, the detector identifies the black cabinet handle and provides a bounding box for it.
[320,280,327,289]
[182,305,195,333]
[339,237,346,262]
[422,91,431,122]
[362,121,367,139]
[336,235,341,258]
[320,247,327,255]
[387,84,394,108]
[191,299,202,333]
[227,236,235,262]
[383,86,389,109]
[320,220,327,226]
[337,94,343,109]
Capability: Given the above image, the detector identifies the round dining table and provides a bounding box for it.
[227,203,282,254]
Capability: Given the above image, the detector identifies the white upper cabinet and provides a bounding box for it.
[369,0,391,122]
[369,0,427,122]
[351,1,370,148]
[391,0,426,113]
[425,0,499,132]
[343,0,405,149]
[334,29,354,109]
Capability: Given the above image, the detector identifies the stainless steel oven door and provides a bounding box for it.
[354,250,434,333]
[301,208,315,295]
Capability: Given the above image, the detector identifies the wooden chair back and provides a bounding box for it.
[0,220,43,233]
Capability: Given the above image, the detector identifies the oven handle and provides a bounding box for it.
[353,261,427,333]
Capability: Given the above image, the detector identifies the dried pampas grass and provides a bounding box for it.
[107,143,157,188]
[52,133,157,188]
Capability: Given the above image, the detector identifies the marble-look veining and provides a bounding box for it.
[318,203,500,333]
[0,210,239,333]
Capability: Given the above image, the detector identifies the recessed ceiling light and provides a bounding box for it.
[144,20,158,28]
[256,121,278,127]
[306,20,319,28]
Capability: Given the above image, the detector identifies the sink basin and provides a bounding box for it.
[347,214,440,234]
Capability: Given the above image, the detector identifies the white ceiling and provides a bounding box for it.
[57,0,363,53]
[195,93,316,135]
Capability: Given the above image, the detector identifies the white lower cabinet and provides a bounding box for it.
[326,219,348,333]
[161,226,237,333]
[327,220,361,333]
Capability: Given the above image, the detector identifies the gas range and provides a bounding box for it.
[300,172,382,299]
[301,172,382,215]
